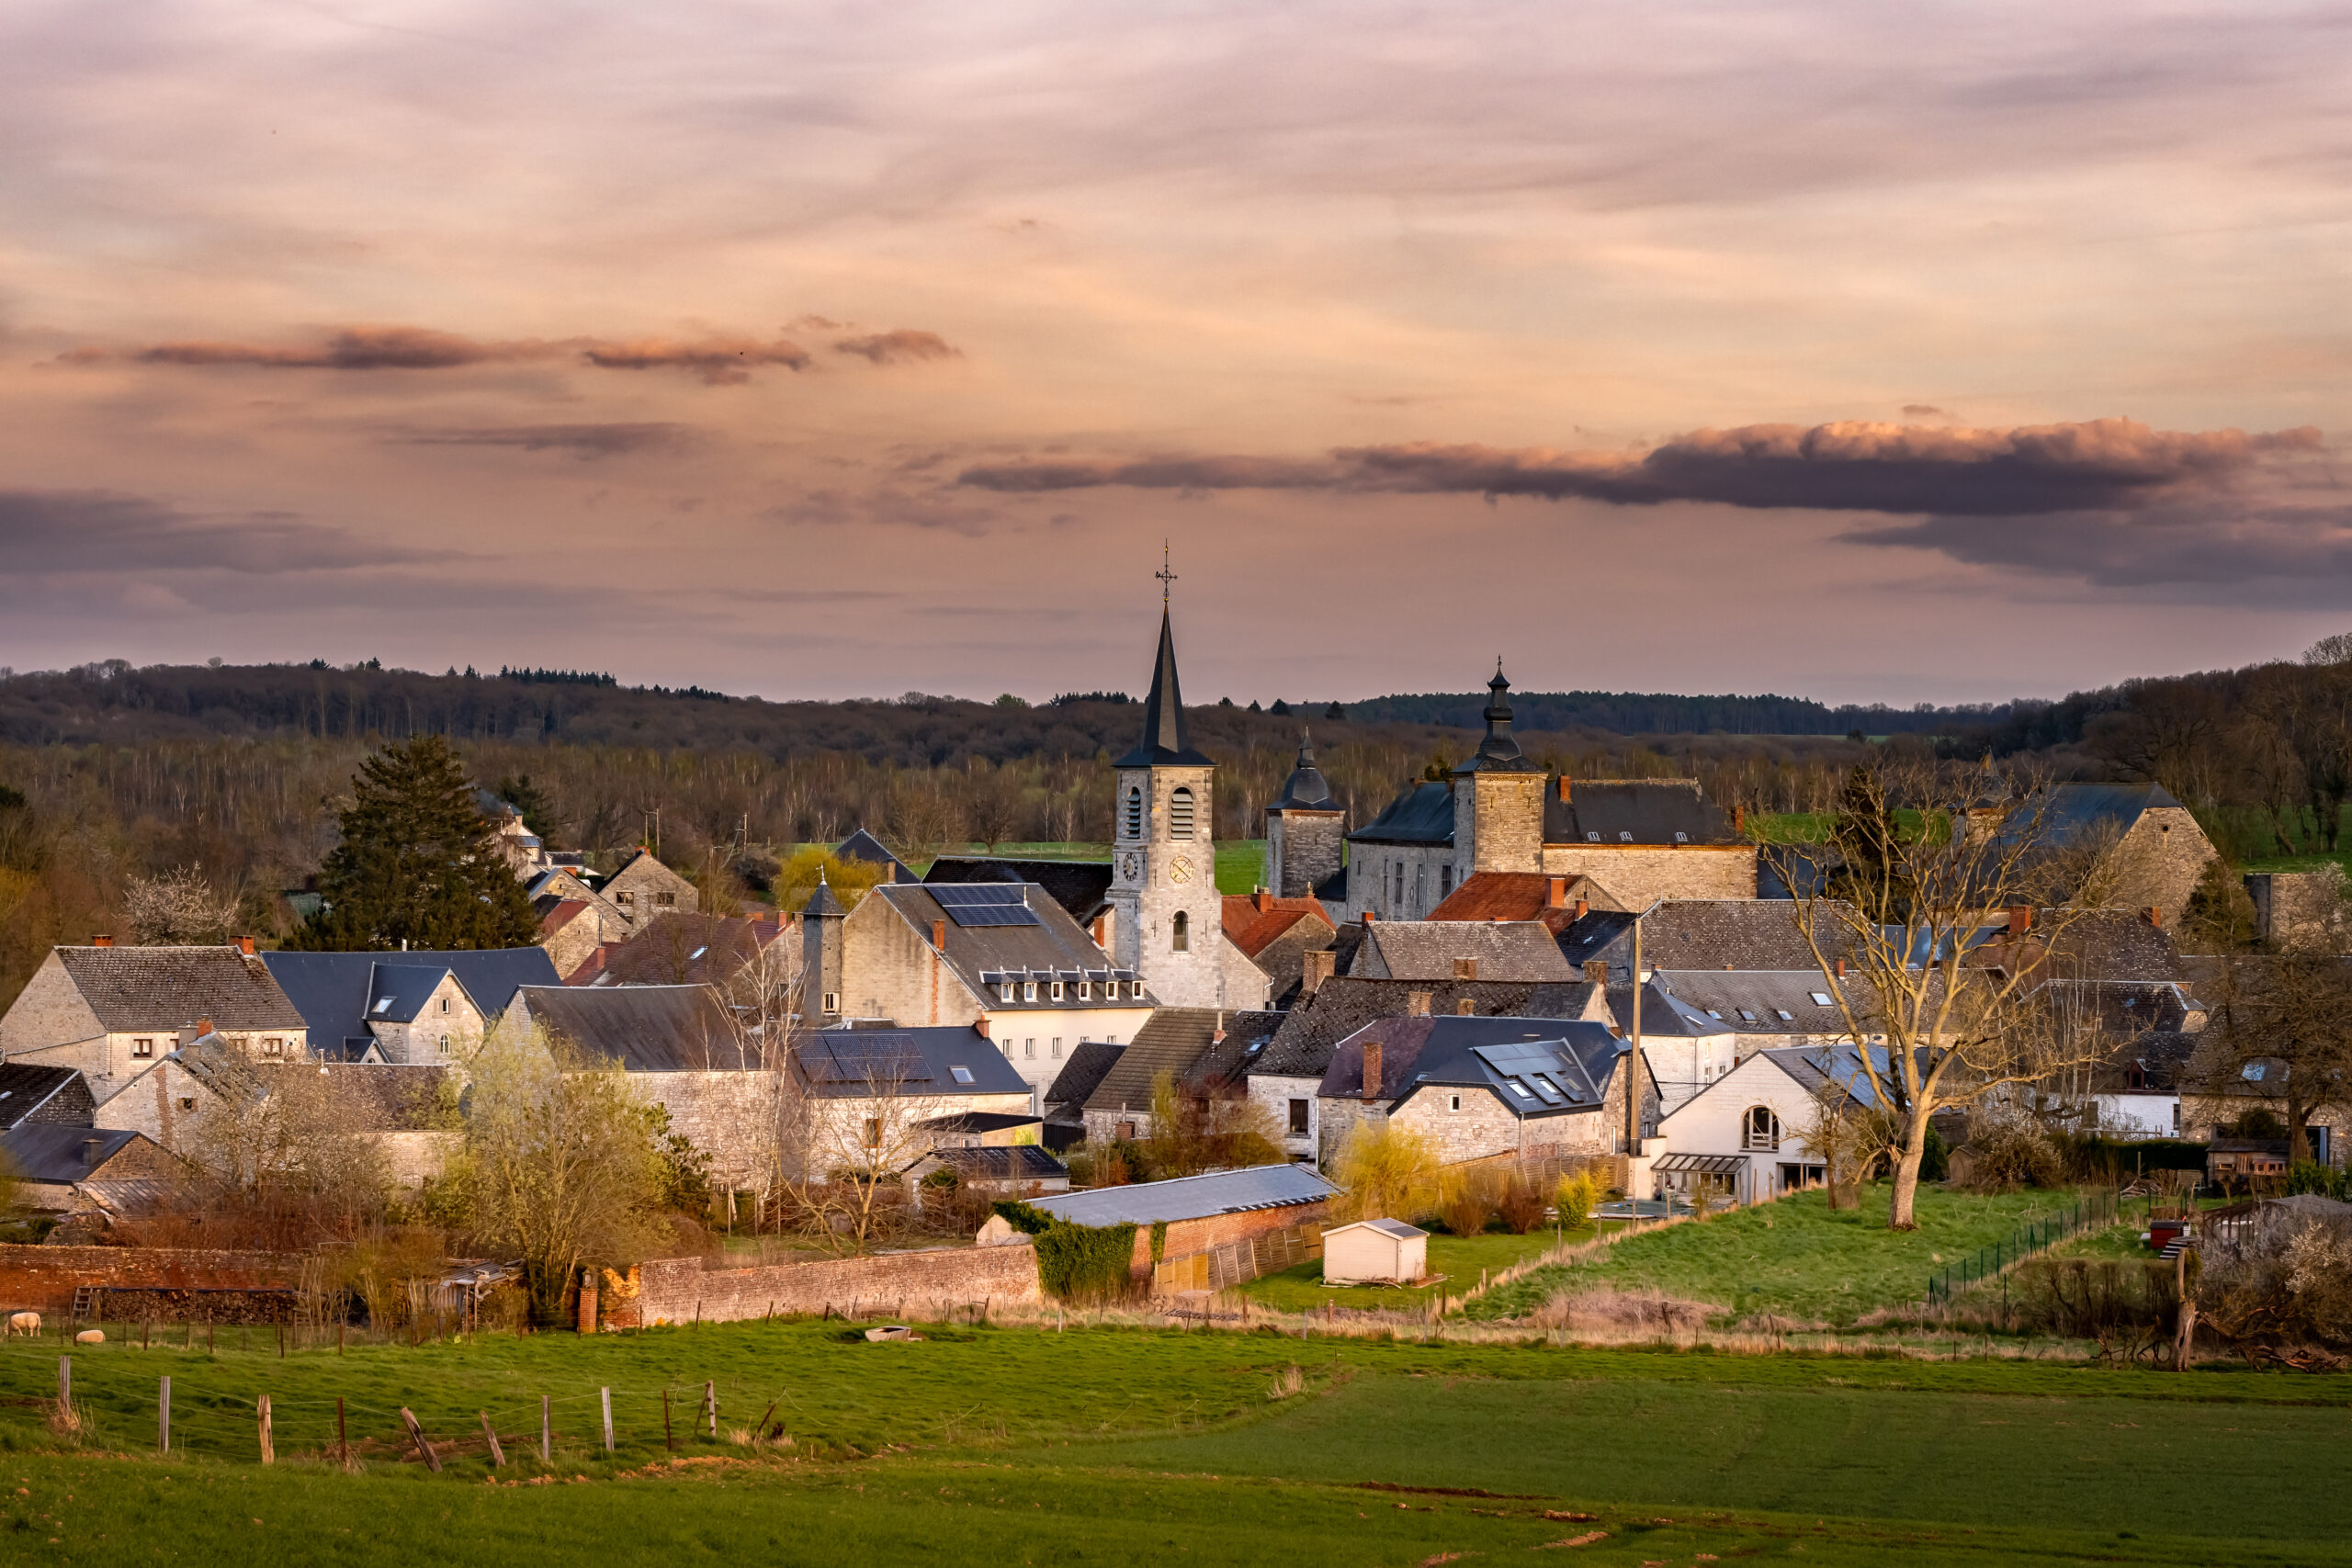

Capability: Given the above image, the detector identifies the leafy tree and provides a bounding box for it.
[291,735,540,951]
[771,847,888,913]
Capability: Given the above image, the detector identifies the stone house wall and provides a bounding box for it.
[371,972,485,1066]
[2109,807,2216,929]
[1266,808,1345,900]
[0,953,104,1068]
[1459,773,1548,875]
[605,854,700,930]
[630,1239,1040,1325]
[2244,870,2343,947]
[1536,845,1758,902]
[1345,843,1457,922]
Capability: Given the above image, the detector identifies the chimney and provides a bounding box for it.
[1091,914,1106,946]
[1834,957,1846,980]
[2146,906,2163,929]
[1453,957,1478,981]
[1584,960,1608,987]
[1362,1042,1383,1100]
[2007,905,2032,936]
[974,1014,989,1036]
[1574,897,1589,920]
[932,919,947,949]
[1253,889,1270,912]
[236,935,255,955]
[1547,877,1567,909]
[1557,776,1571,803]
[1362,910,1375,923]
[195,1016,213,1037]
[91,935,112,948]
[1455,998,1475,1016]
[1301,949,1337,996]
[1733,805,1746,835]
[82,1137,103,1170]
[1407,989,1432,1017]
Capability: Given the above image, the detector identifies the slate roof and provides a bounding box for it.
[1354,920,1577,983]
[1044,1040,1124,1113]
[1605,982,1730,1039]
[795,1025,1030,1099]
[537,897,593,936]
[53,946,306,1033]
[364,964,454,1023]
[833,829,915,883]
[1544,779,1739,846]
[1084,1008,1283,1113]
[1024,1163,1338,1227]
[2039,783,2185,843]
[1557,899,1855,978]
[1428,872,1626,928]
[1114,608,1213,767]
[926,857,1115,926]
[915,1111,1048,1137]
[1316,1015,1628,1122]
[913,1145,1069,1182]
[1650,970,1865,1035]
[1349,782,1455,846]
[0,1065,89,1129]
[262,948,560,1053]
[1969,910,2186,985]
[515,984,755,1072]
[1250,977,1603,1082]
[577,913,786,989]
[1267,733,1338,811]
[0,1124,150,1184]
[867,883,1142,1009]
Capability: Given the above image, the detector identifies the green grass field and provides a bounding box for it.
[0,1321,2347,1564]
[1470,1186,2113,1324]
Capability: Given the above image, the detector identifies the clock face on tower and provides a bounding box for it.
[1168,856,1193,886]
[1120,852,1140,880]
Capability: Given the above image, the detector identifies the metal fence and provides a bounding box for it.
[1924,1189,2119,1308]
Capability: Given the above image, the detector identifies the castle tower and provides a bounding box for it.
[1452,663,1546,874]
[1264,730,1344,900]
[1105,597,1226,1009]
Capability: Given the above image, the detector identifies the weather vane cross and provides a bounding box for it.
[1156,539,1177,606]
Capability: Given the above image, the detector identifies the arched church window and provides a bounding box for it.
[1172,910,1190,952]
[1124,786,1143,840]
[1169,786,1195,840]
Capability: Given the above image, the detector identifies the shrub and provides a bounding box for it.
[1962,1107,2064,1192]
[990,1199,1054,1235]
[1439,1174,1494,1238]
[1033,1220,1139,1303]
[1554,1170,1600,1231]
[1496,1173,1547,1235]
[1330,1122,1440,1223]
[2289,1162,2350,1201]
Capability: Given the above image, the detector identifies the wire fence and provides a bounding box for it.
[1923,1189,2120,1309]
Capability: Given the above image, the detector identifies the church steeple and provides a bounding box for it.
[1115,597,1211,766]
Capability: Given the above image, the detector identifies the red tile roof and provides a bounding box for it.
[1426,873,1621,931]
[1221,893,1334,959]
[538,897,592,937]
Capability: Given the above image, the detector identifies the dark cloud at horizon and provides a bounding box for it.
[832,330,961,365]
[0,489,464,575]
[384,422,696,457]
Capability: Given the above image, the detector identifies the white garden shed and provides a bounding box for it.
[1322,1218,1429,1285]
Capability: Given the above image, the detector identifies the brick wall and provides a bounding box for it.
[1537,845,1758,902]
[0,1243,300,1316]
[630,1241,1040,1325]
[1134,1200,1329,1279]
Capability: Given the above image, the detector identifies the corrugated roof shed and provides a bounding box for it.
[1024,1162,1336,1226]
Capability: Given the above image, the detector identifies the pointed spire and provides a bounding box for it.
[1115,577,1211,767]
[805,865,847,919]
[1456,661,1540,773]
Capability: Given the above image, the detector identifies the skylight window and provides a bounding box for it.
[1618,831,1634,843]
[1673,831,1688,843]
[1707,1010,1723,1020]
[2242,1062,2267,1081]
[950,1066,974,1084]
[689,946,708,961]
[1810,992,1833,1007]
[1507,1081,1535,1100]
[1736,1009,1757,1021]
[1586,832,1600,842]
[1776,1010,1794,1021]
[371,998,391,1015]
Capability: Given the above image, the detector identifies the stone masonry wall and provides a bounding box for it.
[0,1243,301,1316]
[1268,809,1345,900]
[0,954,106,1074]
[632,1240,1040,1325]
[2245,870,2346,947]
[2111,807,2216,930]
[1466,774,1548,874]
[1537,845,1758,903]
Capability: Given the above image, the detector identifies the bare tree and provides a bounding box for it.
[2190,942,2352,1164]
[877,779,966,874]
[124,863,241,945]
[1769,760,2113,1229]
[965,761,1024,855]
[774,1032,958,1256]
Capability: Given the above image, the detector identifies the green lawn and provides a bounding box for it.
[1239,1226,1597,1312]
[1,1322,2348,1564]
[1470,1185,2107,1324]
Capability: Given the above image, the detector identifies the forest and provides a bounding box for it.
[2,637,2349,1013]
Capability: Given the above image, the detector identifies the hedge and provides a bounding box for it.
[2054,1135,2210,1174]
[991,1200,1139,1302]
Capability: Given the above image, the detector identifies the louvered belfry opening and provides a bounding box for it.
[1168,786,1194,840]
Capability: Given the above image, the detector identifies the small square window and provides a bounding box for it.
[950,1066,974,1084]
[261,1037,282,1058]
[616,891,636,907]
[131,1038,154,1059]
[655,891,677,908]
[820,991,840,1014]
[177,1097,195,1111]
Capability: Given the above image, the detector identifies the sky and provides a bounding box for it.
[2,0,2347,708]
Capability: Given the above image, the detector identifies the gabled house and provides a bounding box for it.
[0,1125,182,1211]
[1079,1006,1283,1145]
[1607,983,1742,1114]
[2026,784,2217,931]
[1221,891,1336,1009]
[1428,871,1625,930]
[0,942,309,1099]
[601,849,700,931]
[1349,919,1578,984]
[1316,1013,1651,1168]
[262,947,560,1063]
[1650,1044,1881,1203]
[1647,970,1882,1051]
[571,911,794,1005]
[833,829,916,885]
[1557,898,1855,981]
[527,867,632,977]
[790,1024,1035,1184]
[1043,1040,1125,1132]
[811,878,1156,1112]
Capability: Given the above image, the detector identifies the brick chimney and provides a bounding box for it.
[932,919,947,949]
[1573,898,1589,920]
[1407,989,1432,1017]
[973,1014,989,1037]
[237,935,256,955]
[196,1016,213,1036]
[91,935,112,948]
[1557,776,1572,803]
[1362,910,1375,922]
[1455,997,1476,1016]
[1301,949,1337,996]
[1091,913,1106,946]
[1546,876,1566,909]
[1362,1042,1383,1100]
[2007,905,2032,936]
[1453,957,1478,981]
[1834,957,1846,980]
[1584,959,1608,987]
[1253,889,1270,912]
[2146,906,2163,929]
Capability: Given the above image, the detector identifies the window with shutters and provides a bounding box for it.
[1169,786,1195,840]
[1124,787,1143,839]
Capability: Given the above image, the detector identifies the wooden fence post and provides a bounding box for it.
[57,1357,68,1417]
[541,1395,551,1462]
[601,1387,614,1453]
[258,1394,274,1465]
[664,1387,674,1452]
[158,1376,170,1454]
[338,1397,348,1466]
[702,1381,716,1439]
[400,1407,441,1472]
[480,1411,504,1468]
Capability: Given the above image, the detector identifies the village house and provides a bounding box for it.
[1649,1045,1880,1204]
[0,1063,96,1131]
[1078,1006,1283,1145]
[1220,890,1336,1009]
[808,874,1155,1113]
[902,1144,1070,1201]
[1558,898,1856,981]
[0,941,309,1100]
[1427,871,1625,930]
[263,947,560,1063]
[568,910,795,1006]
[2015,784,2219,934]
[600,848,701,931]
[1042,1040,1124,1140]
[0,1124,183,1211]
[1347,919,1578,984]
[789,1024,1035,1183]
[1315,1013,1654,1168]
[526,866,633,978]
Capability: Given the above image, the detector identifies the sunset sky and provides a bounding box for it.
[3,1,2346,707]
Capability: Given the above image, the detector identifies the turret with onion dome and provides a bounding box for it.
[1265,730,1345,901]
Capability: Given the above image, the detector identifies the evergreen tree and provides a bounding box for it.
[493,773,560,847]
[292,736,540,952]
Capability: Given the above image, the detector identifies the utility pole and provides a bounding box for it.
[1628,900,1659,1218]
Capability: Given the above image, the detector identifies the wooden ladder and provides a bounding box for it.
[69,1286,97,1323]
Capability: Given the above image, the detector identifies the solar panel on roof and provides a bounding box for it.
[929,885,1043,927]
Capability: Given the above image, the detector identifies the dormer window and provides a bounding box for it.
[1000,983,1014,1003]
[1130,981,1147,1001]
[1673,831,1689,844]
[1023,981,1038,1002]
[1618,831,1634,843]
[1050,980,1066,1001]
[1169,787,1196,840]
[1078,981,1091,1001]
[1586,832,1600,843]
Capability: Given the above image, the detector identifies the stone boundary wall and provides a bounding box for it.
[631,1240,1040,1325]
[0,1244,302,1317]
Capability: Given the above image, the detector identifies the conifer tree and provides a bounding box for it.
[292,736,540,951]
